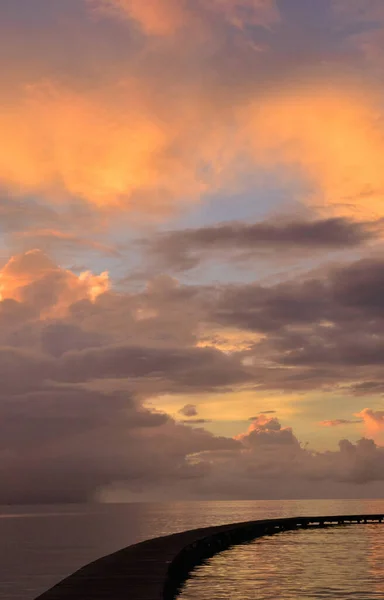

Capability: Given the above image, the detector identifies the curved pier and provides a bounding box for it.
[35,513,383,600]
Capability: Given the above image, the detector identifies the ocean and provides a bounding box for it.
[0,499,383,600]
[179,523,384,599]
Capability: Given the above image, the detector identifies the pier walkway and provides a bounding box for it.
[35,513,384,600]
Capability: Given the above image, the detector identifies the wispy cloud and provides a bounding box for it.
[319,419,362,427]
[92,0,279,36]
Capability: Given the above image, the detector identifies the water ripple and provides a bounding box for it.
[178,524,384,599]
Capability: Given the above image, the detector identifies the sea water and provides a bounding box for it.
[0,499,383,599]
[179,522,384,599]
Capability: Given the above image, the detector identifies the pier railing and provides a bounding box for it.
[34,513,383,600]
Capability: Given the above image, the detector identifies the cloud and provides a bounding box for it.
[0,196,61,233]
[180,418,212,425]
[3,381,383,503]
[0,251,251,398]
[60,343,250,393]
[320,419,363,427]
[0,252,383,501]
[2,1,384,226]
[4,78,384,223]
[12,229,120,258]
[149,217,379,270]
[93,0,190,36]
[236,414,299,446]
[0,81,186,213]
[332,0,384,24]
[2,2,384,504]
[93,0,279,36]
[348,381,384,395]
[0,250,249,502]
[205,256,384,393]
[249,411,276,419]
[0,250,109,318]
[0,386,238,504]
[196,327,262,354]
[244,83,384,219]
[187,415,384,499]
[179,404,198,417]
[355,408,384,439]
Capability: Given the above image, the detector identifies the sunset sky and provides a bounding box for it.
[1,0,384,502]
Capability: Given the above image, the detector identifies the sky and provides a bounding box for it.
[1,0,384,503]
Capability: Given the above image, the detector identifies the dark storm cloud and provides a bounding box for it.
[347,381,384,396]
[0,343,250,399]
[214,257,384,332]
[1,251,384,503]
[214,278,329,332]
[0,383,239,504]
[6,251,384,399]
[209,257,384,392]
[5,251,384,399]
[60,343,250,392]
[148,217,379,270]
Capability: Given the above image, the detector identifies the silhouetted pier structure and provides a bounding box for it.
[35,513,384,600]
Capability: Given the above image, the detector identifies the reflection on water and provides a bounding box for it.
[179,524,384,600]
[1,499,383,599]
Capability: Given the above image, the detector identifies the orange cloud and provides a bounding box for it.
[355,408,384,439]
[1,1,384,226]
[0,82,175,211]
[319,419,362,427]
[4,77,384,222]
[196,326,264,354]
[0,250,109,318]
[0,75,248,216]
[94,0,278,35]
[244,83,384,219]
[13,229,120,257]
[235,414,299,447]
[96,0,188,35]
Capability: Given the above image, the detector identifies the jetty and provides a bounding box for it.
[35,513,384,600]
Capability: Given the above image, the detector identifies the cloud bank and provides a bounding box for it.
[0,250,381,502]
[0,1,384,502]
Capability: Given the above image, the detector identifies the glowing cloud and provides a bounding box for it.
[2,75,384,223]
[196,326,263,354]
[0,82,176,211]
[244,84,384,219]
[355,408,384,439]
[319,419,362,427]
[0,250,109,317]
[0,0,384,227]
[94,0,279,35]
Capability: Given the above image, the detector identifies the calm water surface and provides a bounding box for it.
[0,499,383,599]
[179,523,384,600]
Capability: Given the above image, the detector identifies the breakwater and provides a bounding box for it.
[34,513,384,600]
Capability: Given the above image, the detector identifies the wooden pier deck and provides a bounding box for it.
[34,513,384,600]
